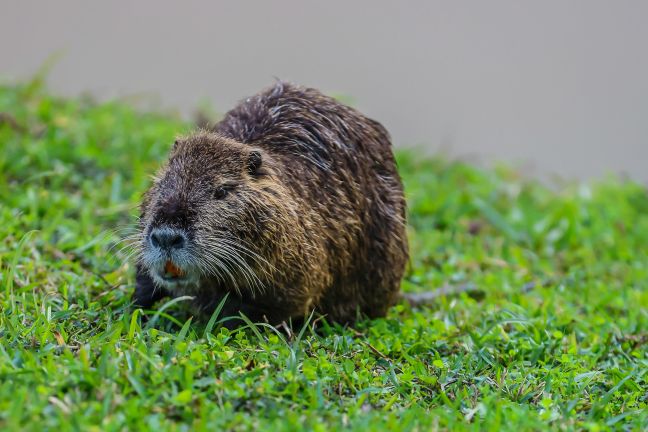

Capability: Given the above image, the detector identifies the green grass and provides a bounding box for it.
[0,76,646,431]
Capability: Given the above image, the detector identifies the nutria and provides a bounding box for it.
[132,82,409,327]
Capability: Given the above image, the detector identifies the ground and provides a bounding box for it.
[0,76,646,431]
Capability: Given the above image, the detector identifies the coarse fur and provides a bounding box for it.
[132,82,409,327]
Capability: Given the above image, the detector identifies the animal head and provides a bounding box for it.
[137,132,286,294]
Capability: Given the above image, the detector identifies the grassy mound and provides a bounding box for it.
[0,78,646,430]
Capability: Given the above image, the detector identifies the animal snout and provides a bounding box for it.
[149,227,187,252]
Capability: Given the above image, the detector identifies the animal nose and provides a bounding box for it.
[149,228,186,251]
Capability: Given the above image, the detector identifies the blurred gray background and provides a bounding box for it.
[1,0,646,182]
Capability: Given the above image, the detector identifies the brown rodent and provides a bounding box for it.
[132,82,409,327]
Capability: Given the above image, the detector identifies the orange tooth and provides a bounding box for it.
[165,260,184,277]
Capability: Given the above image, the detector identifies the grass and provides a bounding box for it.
[0,76,646,431]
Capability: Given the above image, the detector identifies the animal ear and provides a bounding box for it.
[247,150,263,175]
[173,139,183,150]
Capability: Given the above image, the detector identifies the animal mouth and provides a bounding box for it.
[162,260,185,280]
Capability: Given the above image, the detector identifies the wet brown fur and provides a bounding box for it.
[133,82,409,326]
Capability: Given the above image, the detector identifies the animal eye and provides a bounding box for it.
[213,186,228,200]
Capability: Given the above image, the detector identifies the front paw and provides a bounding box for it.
[132,265,168,309]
